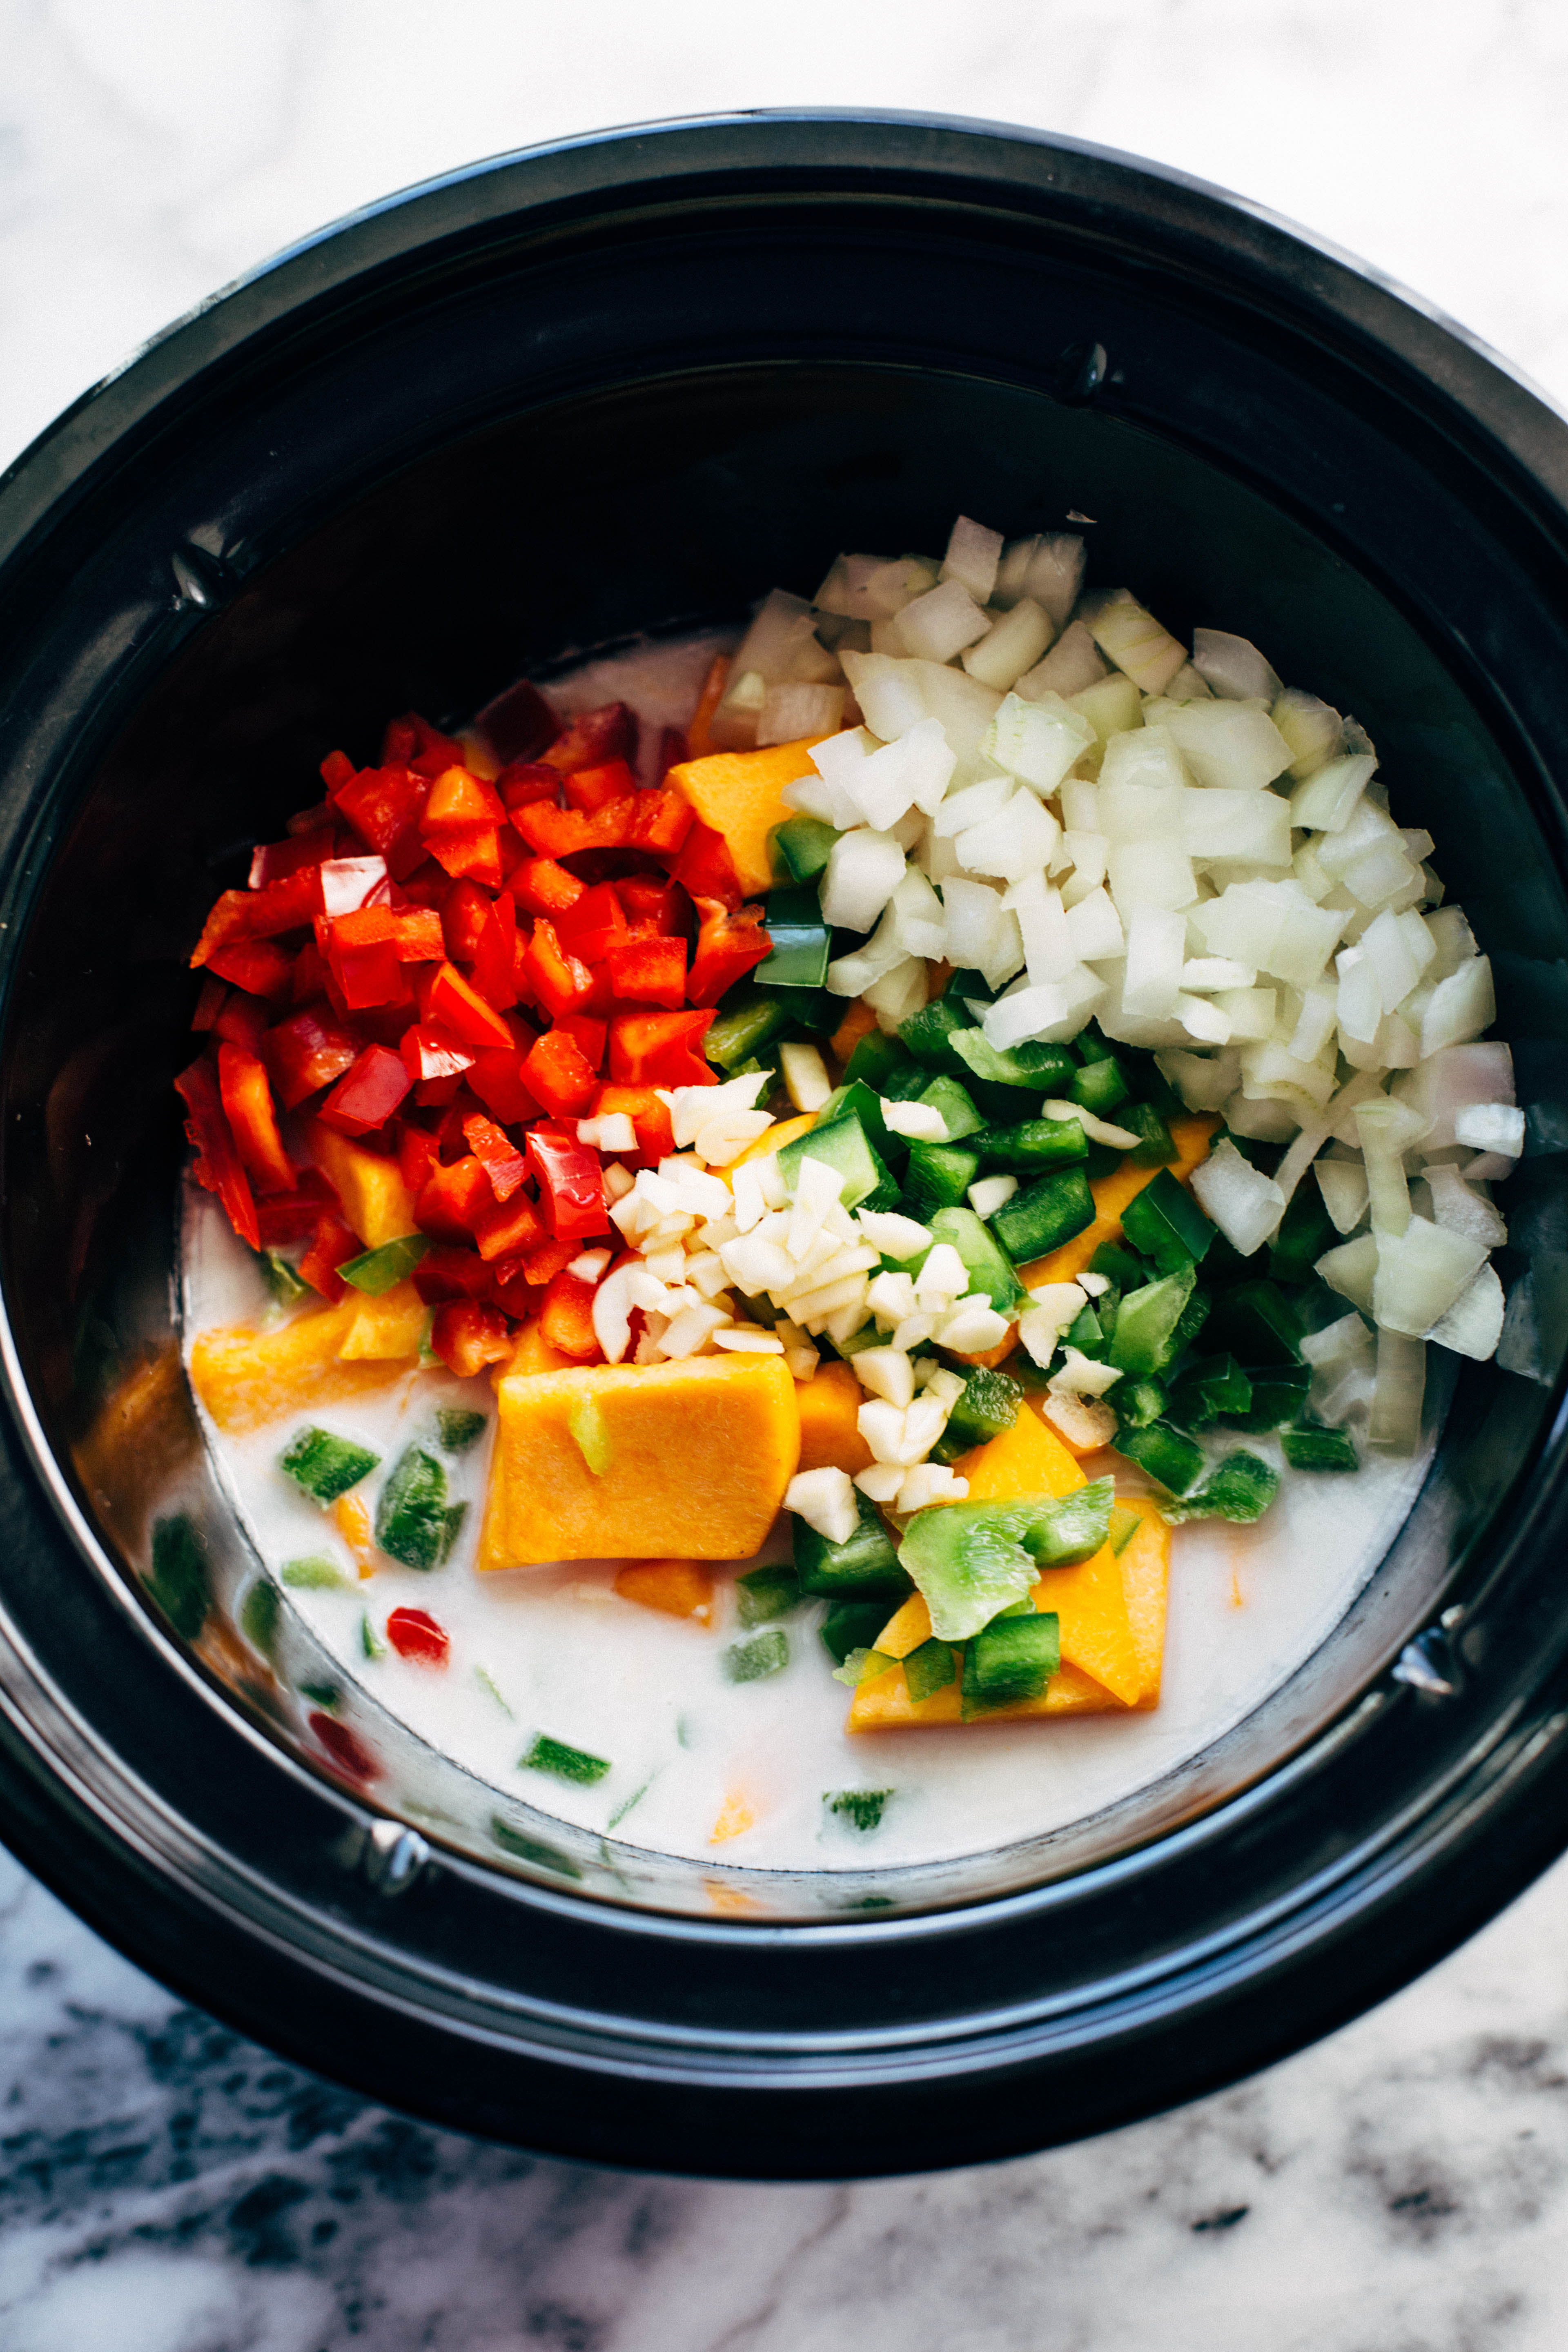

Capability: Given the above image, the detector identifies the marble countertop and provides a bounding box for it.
[4,2,1568,2344]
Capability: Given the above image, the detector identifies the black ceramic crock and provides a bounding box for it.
[2,111,1567,2180]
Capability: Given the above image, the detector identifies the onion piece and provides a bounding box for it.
[1300,1311,1375,1426]
[1016,619,1108,701]
[819,827,907,933]
[1190,1137,1287,1255]
[992,533,1086,624]
[939,514,1003,604]
[1427,1262,1506,1360]
[895,577,992,663]
[962,598,1054,690]
[1191,629,1283,702]
[1367,1330,1425,1455]
[1161,701,1294,791]
[1372,1216,1487,1336]
[1081,589,1187,694]
[984,691,1096,795]
[1354,1097,1430,1236]
[1316,1157,1370,1234]
[1317,1232,1379,1314]
[1271,688,1344,780]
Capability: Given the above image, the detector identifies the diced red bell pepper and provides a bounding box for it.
[415,1154,492,1243]
[449,887,517,1012]
[521,920,593,1022]
[255,1165,338,1247]
[427,961,515,1051]
[392,906,446,962]
[205,938,295,1000]
[590,1082,675,1163]
[212,991,270,1053]
[473,1189,546,1261]
[424,822,502,889]
[397,1122,441,1198]
[521,1028,597,1119]
[540,702,637,776]
[385,1606,450,1666]
[497,760,562,814]
[298,1210,360,1300]
[175,1054,260,1250]
[400,1024,476,1083]
[526,1127,608,1240]
[310,1710,379,1784]
[217,1043,295,1195]
[290,939,332,1004]
[512,798,633,859]
[440,878,492,962]
[625,786,695,858]
[518,1236,578,1288]
[331,762,427,864]
[607,935,687,1009]
[391,713,468,777]
[318,750,356,795]
[654,726,689,783]
[464,1048,539,1126]
[189,868,323,968]
[475,678,561,766]
[564,758,637,814]
[192,975,227,1031]
[250,828,339,889]
[539,1267,603,1360]
[463,1114,528,1202]
[617,874,684,935]
[412,1243,492,1304]
[319,1043,412,1138]
[422,765,505,828]
[509,857,586,918]
[669,819,742,911]
[430,1301,513,1379]
[556,881,628,964]
[608,1009,715,1088]
[266,1004,362,1109]
[557,1013,606,1073]
[686,897,772,1006]
[325,906,408,1011]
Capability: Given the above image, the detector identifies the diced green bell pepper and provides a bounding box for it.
[1114,1420,1206,1496]
[1120,1167,1215,1272]
[901,1140,981,1216]
[825,1788,894,1831]
[1204,1279,1304,1366]
[899,997,974,1073]
[724,1629,791,1682]
[1071,1055,1132,1114]
[776,1112,893,1210]
[1109,1265,1195,1379]
[1224,1362,1310,1430]
[1091,1241,1148,1290]
[1269,1183,1339,1285]
[793,1488,911,1598]
[374,1444,463,1569]
[949,1030,1078,1092]
[944,968,996,1005]
[437,1407,488,1452]
[844,1029,917,1093]
[1166,1353,1252,1431]
[903,1638,957,1700]
[924,1205,1027,1312]
[898,1477,1113,1640]
[339,1234,429,1295]
[521,1733,611,1785]
[1281,1425,1358,1471]
[1162,1450,1281,1523]
[820,1600,895,1664]
[755,886,831,989]
[1120,1104,1177,1168]
[990,1169,1096,1265]
[704,986,795,1072]
[280,1426,380,1507]
[1108,1503,1143,1555]
[961,1610,1061,1718]
[256,1249,310,1305]
[770,814,840,884]
[931,1366,1024,1463]
[1065,1301,1106,1357]
[919,1075,985,1142]
[1117,1379,1168,1428]
[281,1555,349,1589]
[818,1077,895,1160]
[735,1564,803,1625]
[975,1117,1088,1175]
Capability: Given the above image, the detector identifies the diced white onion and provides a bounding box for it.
[1191,629,1282,703]
[1161,700,1294,791]
[1372,1216,1487,1336]
[819,826,908,933]
[983,691,1095,795]
[1016,619,1108,700]
[1315,1157,1370,1234]
[895,576,992,663]
[992,533,1085,625]
[1190,1137,1287,1256]
[969,1174,1019,1219]
[785,1467,860,1545]
[962,597,1054,690]
[1082,588,1187,693]
[1368,1328,1425,1455]
[939,514,1004,604]
[1426,1262,1506,1360]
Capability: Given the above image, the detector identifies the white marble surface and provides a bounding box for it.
[4,2,1568,2344]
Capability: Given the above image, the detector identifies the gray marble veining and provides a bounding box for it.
[4,1,1568,2343]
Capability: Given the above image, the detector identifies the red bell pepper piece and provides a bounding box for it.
[607,935,687,1009]
[557,1013,606,1073]
[266,1004,362,1109]
[521,1028,597,1119]
[397,1122,441,1198]
[654,726,688,783]
[392,713,469,777]
[254,1165,338,1247]
[205,938,294,1000]
[331,762,427,865]
[625,786,695,858]
[464,1047,539,1126]
[512,798,633,859]
[422,765,505,828]
[521,919,593,1021]
[556,882,628,964]
[414,1154,492,1243]
[463,1114,528,1202]
[686,897,772,1005]
[211,991,270,1053]
[319,1044,412,1138]
[412,1243,492,1304]
[440,878,492,962]
[427,961,515,1051]
[474,679,561,766]
[318,750,356,794]
[310,1710,379,1784]
[526,1127,608,1240]
[174,1054,260,1249]
[424,822,503,889]
[290,939,332,1004]
[430,1300,513,1379]
[517,1236,578,1288]
[669,819,742,911]
[298,1210,360,1299]
[217,1043,295,1195]
[590,1082,675,1163]
[617,874,684,934]
[538,1267,603,1360]
[191,974,227,1031]
[608,1009,715,1088]
[564,758,637,814]
[509,857,586,919]
[250,828,339,889]
[325,906,409,1011]
[473,1189,546,1261]
[189,869,323,967]
[466,891,518,1012]
[392,906,445,962]
[540,702,637,775]
[497,760,562,814]
[385,1606,450,1666]
[400,1024,476,1083]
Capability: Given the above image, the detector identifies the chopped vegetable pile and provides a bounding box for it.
[180,506,1521,1774]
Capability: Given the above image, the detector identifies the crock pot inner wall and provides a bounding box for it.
[6,358,1562,1919]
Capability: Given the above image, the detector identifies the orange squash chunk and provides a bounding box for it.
[339,1280,428,1361]
[666,737,832,897]
[481,1353,800,1567]
[1015,1112,1219,1291]
[305,1123,416,1248]
[795,1359,874,1474]
[614,1559,715,1621]
[729,1111,817,1171]
[190,1299,411,1435]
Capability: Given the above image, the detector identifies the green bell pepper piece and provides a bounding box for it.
[1120,1167,1215,1272]
[898,1478,1113,1641]
[961,1610,1061,1717]
[770,815,840,884]
[754,886,831,989]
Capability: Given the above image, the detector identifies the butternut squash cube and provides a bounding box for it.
[795,1359,874,1475]
[666,737,831,898]
[614,1559,715,1621]
[481,1353,801,1567]
[306,1124,416,1248]
[729,1111,817,1170]
[189,1300,410,1435]
[339,1280,428,1361]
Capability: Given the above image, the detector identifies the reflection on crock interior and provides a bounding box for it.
[162,507,1543,1877]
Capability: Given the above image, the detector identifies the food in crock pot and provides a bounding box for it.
[174,514,1518,1864]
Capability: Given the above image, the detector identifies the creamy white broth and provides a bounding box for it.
[180,628,1439,1873]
